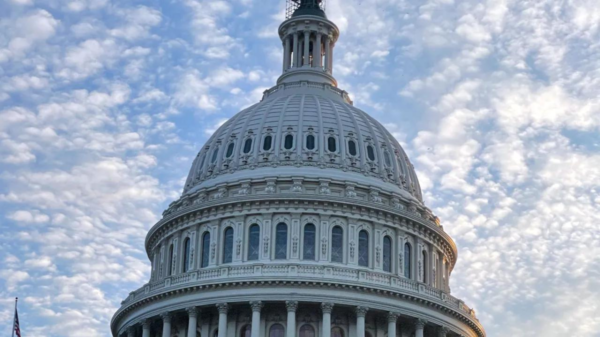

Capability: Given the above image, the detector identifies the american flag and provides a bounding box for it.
[12,297,21,337]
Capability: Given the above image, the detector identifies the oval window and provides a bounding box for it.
[225,142,235,158]
[348,140,357,156]
[327,137,336,152]
[243,138,252,154]
[367,145,376,161]
[306,134,315,150]
[284,134,294,150]
[263,135,272,151]
[211,148,219,163]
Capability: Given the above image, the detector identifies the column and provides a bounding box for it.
[284,35,291,71]
[250,301,263,337]
[127,327,135,337]
[324,36,331,73]
[387,313,398,337]
[437,327,449,337]
[322,303,334,337]
[414,319,427,337]
[161,313,172,337]
[286,301,298,337]
[328,42,334,74]
[217,303,229,337]
[293,32,300,68]
[187,307,199,337]
[355,306,369,337]
[142,319,151,337]
[303,30,310,67]
[315,33,322,68]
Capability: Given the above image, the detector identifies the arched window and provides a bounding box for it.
[211,148,219,163]
[225,142,235,158]
[383,236,391,272]
[284,134,294,149]
[263,135,273,151]
[167,244,174,276]
[366,145,376,161]
[275,223,288,259]
[348,140,357,156]
[327,136,337,152]
[223,227,234,264]
[384,151,392,167]
[248,224,260,261]
[201,232,210,268]
[303,224,316,260]
[269,324,285,337]
[299,325,315,337]
[243,139,252,154]
[241,325,251,337]
[306,134,315,150]
[182,237,191,273]
[331,226,343,263]
[331,327,344,337]
[358,230,369,267]
[404,243,411,278]
[421,250,427,283]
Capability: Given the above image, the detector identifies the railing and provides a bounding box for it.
[121,263,477,321]
[262,80,353,105]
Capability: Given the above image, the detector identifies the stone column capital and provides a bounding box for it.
[286,301,299,312]
[355,306,369,317]
[187,306,199,317]
[217,303,229,314]
[321,302,334,314]
[141,319,151,329]
[161,312,171,323]
[387,312,399,323]
[415,319,427,329]
[250,301,263,312]
[437,327,449,337]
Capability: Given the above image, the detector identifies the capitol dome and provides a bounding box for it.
[111,1,485,337]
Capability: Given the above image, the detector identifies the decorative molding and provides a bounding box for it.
[321,302,334,314]
[355,306,369,317]
[286,301,299,312]
[250,301,263,312]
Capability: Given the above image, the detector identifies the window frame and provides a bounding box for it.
[302,223,317,261]
[222,227,234,264]
[358,230,369,267]
[201,231,211,268]
[247,224,260,261]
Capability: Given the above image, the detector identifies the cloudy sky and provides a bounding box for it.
[1,0,600,335]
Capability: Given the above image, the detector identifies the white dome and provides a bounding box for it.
[183,82,423,203]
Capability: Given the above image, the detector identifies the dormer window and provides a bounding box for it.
[243,138,252,154]
[367,145,376,161]
[327,136,337,152]
[225,142,235,158]
[348,140,357,156]
[284,134,294,150]
[263,135,272,151]
[306,134,315,150]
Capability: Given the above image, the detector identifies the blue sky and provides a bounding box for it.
[1,0,600,336]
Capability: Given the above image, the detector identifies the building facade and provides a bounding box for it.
[110,1,486,337]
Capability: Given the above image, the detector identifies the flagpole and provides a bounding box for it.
[11,297,17,337]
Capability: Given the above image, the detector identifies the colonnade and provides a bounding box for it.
[282,31,334,73]
[123,301,456,337]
